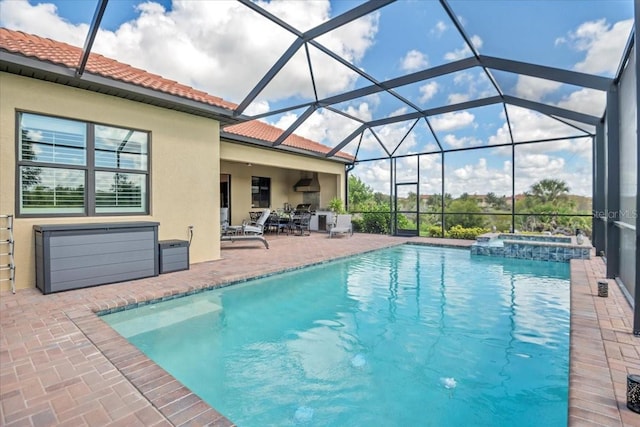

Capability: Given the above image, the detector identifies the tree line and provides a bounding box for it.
[348,176,591,237]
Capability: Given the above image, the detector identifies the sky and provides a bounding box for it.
[0,0,634,198]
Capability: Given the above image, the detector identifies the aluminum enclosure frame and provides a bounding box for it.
[10,0,638,332]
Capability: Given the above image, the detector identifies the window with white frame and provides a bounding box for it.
[17,112,149,216]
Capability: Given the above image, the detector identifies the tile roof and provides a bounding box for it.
[224,120,353,160]
[0,28,352,161]
[0,28,236,110]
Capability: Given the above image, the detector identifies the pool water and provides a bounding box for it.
[103,245,570,427]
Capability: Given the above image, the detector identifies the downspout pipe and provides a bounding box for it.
[345,163,355,211]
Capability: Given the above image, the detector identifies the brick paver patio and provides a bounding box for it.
[1,233,638,426]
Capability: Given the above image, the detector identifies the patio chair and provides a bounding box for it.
[329,214,353,238]
[292,212,311,236]
[266,212,287,235]
[220,210,271,249]
[221,220,242,236]
[243,209,270,235]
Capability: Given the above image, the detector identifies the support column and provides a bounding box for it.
[605,86,620,279]
[593,125,606,254]
[633,0,640,335]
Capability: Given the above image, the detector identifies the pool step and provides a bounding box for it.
[107,298,223,338]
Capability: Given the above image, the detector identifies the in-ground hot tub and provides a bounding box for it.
[471,232,591,262]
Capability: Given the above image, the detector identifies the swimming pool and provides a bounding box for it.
[103,245,570,426]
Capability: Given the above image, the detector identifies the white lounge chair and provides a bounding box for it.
[220,209,271,249]
[221,233,269,249]
[329,214,353,238]
[243,209,270,235]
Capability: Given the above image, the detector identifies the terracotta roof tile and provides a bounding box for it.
[224,120,354,161]
[0,28,353,161]
[0,28,236,110]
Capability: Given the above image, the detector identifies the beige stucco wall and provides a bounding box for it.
[0,73,220,291]
[220,141,346,225]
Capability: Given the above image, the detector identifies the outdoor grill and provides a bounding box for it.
[290,203,313,221]
[293,203,312,214]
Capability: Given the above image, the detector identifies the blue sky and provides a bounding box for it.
[0,0,634,197]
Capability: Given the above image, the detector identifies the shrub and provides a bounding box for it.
[328,197,346,214]
[447,225,489,240]
[351,217,364,232]
[361,210,390,234]
[426,225,443,237]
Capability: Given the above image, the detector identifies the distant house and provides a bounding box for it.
[0,28,351,291]
[505,194,528,207]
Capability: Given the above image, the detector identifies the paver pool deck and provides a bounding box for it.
[1,233,638,426]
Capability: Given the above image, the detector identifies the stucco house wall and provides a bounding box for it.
[0,72,220,291]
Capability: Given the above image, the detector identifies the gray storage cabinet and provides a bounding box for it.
[159,240,189,273]
[34,222,159,294]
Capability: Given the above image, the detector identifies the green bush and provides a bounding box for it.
[328,197,346,214]
[426,225,443,237]
[447,225,489,240]
[396,213,411,230]
[351,217,364,232]
[361,210,391,234]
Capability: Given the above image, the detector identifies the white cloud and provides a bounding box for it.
[556,87,607,117]
[0,0,88,46]
[255,0,330,32]
[560,18,634,75]
[513,152,593,196]
[470,35,483,50]
[343,101,375,122]
[431,20,448,37]
[447,158,511,196]
[444,46,468,62]
[430,111,475,132]
[453,72,473,85]
[244,100,271,116]
[517,153,565,172]
[292,107,365,147]
[419,81,439,103]
[514,75,562,102]
[0,0,379,106]
[401,49,428,72]
[513,18,631,114]
[444,35,483,61]
[352,160,391,194]
[482,105,594,196]
[272,112,300,131]
[358,119,416,157]
[418,155,443,194]
[488,107,592,156]
[365,147,591,197]
[488,124,511,146]
[443,134,483,149]
[448,70,494,104]
[266,103,367,154]
[447,93,470,104]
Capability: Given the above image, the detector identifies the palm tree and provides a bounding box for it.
[529,179,570,205]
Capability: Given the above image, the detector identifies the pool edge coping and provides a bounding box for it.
[567,258,637,426]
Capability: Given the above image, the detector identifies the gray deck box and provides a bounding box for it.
[34,222,159,294]
[159,240,189,273]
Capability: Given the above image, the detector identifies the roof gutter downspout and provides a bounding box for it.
[345,163,355,212]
